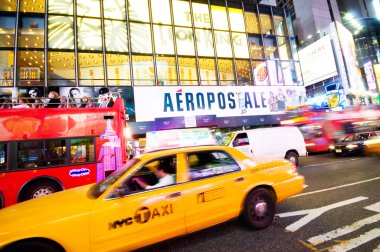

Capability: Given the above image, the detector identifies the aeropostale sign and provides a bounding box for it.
[134,86,307,122]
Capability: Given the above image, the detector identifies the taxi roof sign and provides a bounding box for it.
[145,128,217,153]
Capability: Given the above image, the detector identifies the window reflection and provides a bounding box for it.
[104,0,126,20]
[215,31,232,58]
[78,52,104,86]
[132,55,154,85]
[248,35,264,59]
[0,51,14,86]
[218,59,235,86]
[48,0,73,15]
[48,51,76,86]
[273,9,287,36]
[176,27,195,56]
[260,12,273,35]
[192,2,211,28]
[278,37,291,60]
[236,60,251,85]
[77,0,100,17]
[151,0,171,24]
[18,16,45,48]
[156,56,177,85]
[128,0,149,22]
[106,53,131,86]
[77,18,102,51]
[0,16,16,48]
[264,35,278,59]
[0,0,16,12]
[229,8,245,32]
[17,50,44,86]
[232,33,249,59]
[48,15,74,49]
[178,57,197,85]
[281,61,297,85]
[20,0,45,13]
[245,12,260,34]
[211,6,228,31]
[172,0,192,27]
[105,20,128,52]
[130,23,152,54]
[199,58,217,85]
[154,25,174,55]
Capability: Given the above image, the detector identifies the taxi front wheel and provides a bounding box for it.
[242,188,275,230]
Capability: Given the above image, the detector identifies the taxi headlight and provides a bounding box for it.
[329,145,335,150]
[346,144,359,149]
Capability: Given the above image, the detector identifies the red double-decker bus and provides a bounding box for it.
[0,98,127,208]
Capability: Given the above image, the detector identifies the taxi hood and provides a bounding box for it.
[0,184,96,233]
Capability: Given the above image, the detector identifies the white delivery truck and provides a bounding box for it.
[219,126,307,166]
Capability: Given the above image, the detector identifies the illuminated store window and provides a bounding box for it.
[281,61,297,85]
[0,0,16,11]
[195,29,214,57]
[77,0,100,17]
[172,0,192,27]
[176,27,195,56]
[0,16,16,48]
[151,0,171,25]
[229,8,245,32]
[248,35,264,59]
[78,52,104,86]
[245,12,260,34]
[264,35,278,59]
[20,0,45,13]
[17,50,44,86]
[199,58,217,85]
[105,20,128,52]
[259,9,273,35]
[278,37,292,60]
[192,2,211,29]
[48,51,76,86]
[286,12,294,37]
[130,23,152,54]
[252,60,269,86]
[267,60,282,85]
[48,15,74,49]
[77,18,102,51]
[0,51,14,86]
[49,0,73,15]
[218,59,235,86]
[104,0,126,20]
[215,31,232,58]
[156,56,178,85]
[132,55,154,86]
[178,57,197,85]
[232,32,249,59]
[18,16,44,49]
[290,37,298,60]
[273,8,288,36]
[211,5,228,31]
[128,0,149,22]
[236,60,252,85]
[154,25,174,55]
[106,53,131,86]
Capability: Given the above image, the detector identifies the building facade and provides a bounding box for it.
[0,0,305,136]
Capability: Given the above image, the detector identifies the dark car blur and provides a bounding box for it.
[329,131,380,156]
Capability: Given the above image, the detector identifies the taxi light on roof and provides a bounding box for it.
[280,117,309,125]
[145,128,216,152]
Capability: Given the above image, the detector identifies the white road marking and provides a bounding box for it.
[374,243,380,252]
[329,228,380,252]
[291,177,380,198]
[308,202,380,245]
[277,197,368,232]
[302,158,360,168]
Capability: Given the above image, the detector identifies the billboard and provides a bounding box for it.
[298,35,338,87]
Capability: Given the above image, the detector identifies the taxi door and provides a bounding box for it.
[182,150,246,233]
[89,182,185,251]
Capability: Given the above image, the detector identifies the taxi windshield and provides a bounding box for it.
[89,158,139,198]
[218,133,235,146]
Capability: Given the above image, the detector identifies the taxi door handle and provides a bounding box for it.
[235,177,244,182]
[167,192,181,198]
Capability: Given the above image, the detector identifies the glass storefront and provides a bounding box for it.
[0,0,301,88]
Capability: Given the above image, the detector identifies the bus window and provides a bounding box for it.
[70,137,95,163]
[46,140,66,166]
[17,141,45,169]
[0,143,6,170]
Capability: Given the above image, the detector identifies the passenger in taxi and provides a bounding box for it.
[132,161,175,189]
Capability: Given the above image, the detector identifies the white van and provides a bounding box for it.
[219,126,307,166]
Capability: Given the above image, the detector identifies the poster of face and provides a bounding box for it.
[59,87,95,108]
[0,87,17,108]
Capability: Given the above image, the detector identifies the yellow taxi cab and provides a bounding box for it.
[0,128,304,252]
[363,135,380,156]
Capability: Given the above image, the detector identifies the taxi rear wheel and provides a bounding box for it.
[3,240,64,252]
[242,188,275,230]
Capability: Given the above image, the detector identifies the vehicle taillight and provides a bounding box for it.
[290,161,298,174]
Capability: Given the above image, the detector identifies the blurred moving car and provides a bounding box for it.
[329,131,380,156]
[0,128,305,252]
[363,136,380,156]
